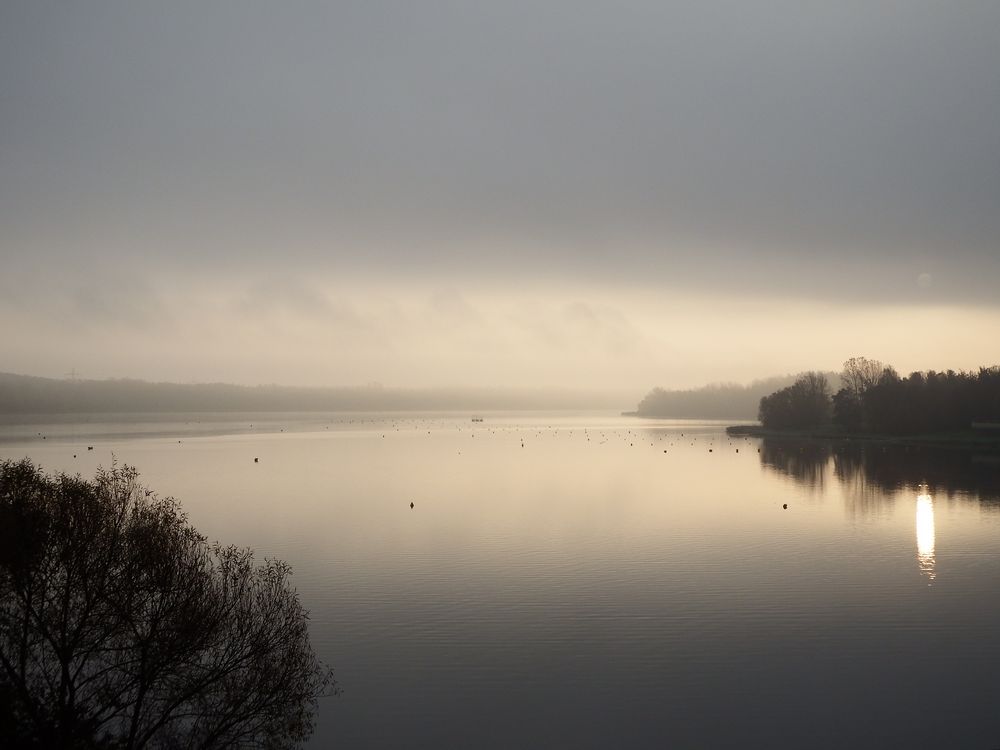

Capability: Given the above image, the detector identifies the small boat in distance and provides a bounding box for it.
[471,417,484,422]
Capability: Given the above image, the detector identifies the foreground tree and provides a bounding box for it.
[0,460,335,749]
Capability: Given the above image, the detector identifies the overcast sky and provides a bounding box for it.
[2,1,998,392]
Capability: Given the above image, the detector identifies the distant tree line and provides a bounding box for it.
[632,374,837,419]
[0,372,620,414]
[757,357,1000,434]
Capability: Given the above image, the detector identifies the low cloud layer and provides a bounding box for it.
[2,2,998,387]
[4,272,998,393]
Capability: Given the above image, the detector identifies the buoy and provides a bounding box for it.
[783,504,788,509]
[410,502,414,509]
[254,458,259,463]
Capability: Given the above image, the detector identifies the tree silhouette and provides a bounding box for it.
[0,460,335,749]
[830,361,1000,435]
[840,356,887,399]
[832,357,890,431]
[758,372,831,429]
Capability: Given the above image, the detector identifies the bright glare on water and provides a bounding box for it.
[3,413,1000,749]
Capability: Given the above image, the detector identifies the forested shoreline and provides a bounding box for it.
[745,357,1000,438]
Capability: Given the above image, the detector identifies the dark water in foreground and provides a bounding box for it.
[3,413,1000,748]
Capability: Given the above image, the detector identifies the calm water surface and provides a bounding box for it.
[3,413,1000,748]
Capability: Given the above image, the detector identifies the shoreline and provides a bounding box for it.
[622,411,751,421]
[726,424,1000,451]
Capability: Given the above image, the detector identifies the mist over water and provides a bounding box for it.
[5,413,999,748]
[3,4,1000,746]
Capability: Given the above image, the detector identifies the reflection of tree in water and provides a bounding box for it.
[759,440,831,493]
[838,443,1000,507]
[831,445,891,518]
[760,438,1000,513]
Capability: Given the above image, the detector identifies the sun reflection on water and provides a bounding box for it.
[916,487,935,583]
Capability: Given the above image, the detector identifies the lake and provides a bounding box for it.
[3,412,999,748]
